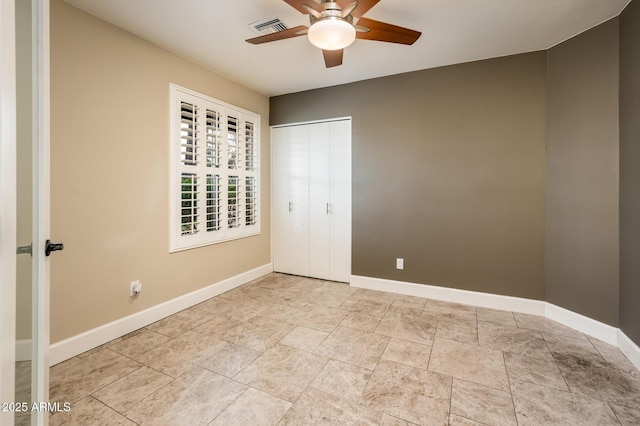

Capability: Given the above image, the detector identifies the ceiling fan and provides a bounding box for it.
[246,0,422,68]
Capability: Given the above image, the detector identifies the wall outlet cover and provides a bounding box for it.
[130,280,142,297]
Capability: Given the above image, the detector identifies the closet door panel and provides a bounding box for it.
[272,126,291,274]
[286,125,311,276]
[309,122,331,280]
[329,120,352,282]
[272,126,309,276]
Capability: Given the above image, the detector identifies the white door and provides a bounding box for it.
[1,0,51,424]
[308,122,331,279]
[327,120,351,282]
[271,119,351,283]
[1,0,19,421]
[272,125,310,277]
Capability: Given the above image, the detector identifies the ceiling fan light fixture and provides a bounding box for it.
[308,17,356,50]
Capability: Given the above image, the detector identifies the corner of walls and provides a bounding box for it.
[545,16,620,329]
[619,0,640,348]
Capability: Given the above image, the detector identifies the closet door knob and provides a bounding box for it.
[289,202,293,212]
[326,203,331,214]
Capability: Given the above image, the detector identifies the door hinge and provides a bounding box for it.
[16,244,32,256]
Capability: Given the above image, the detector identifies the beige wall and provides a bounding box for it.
[620,0,640,344]
[546,18,620,327]
[271,53,547,300]
[50,0,270,343]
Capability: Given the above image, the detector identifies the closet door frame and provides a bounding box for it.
[270,117,352,282]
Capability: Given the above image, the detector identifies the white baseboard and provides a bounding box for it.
[42,268,640,373]
[545,303,618,345]
[350,275,545,315]
[618,330,640,370]
[49,263,272,366]
[350,274,640,371]
[16,339,31,362]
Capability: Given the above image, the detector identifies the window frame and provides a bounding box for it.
[169,83,260,252]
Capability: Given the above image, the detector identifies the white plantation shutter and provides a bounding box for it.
[245,176,257,226]
[227,115,240,170]
[206,174,221,232]
[180,173,198,235]
[170,84,260,252]
[228,175,241,228]
[180,102,198,166]
[206,109,222,169]
[245,120,256,171]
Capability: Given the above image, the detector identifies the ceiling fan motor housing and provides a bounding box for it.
[310,1,354,24]
[321,1,342,10]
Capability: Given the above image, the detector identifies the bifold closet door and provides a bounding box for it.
[309,120,351,282]
[272,125,310,277]
[272,119,351,283]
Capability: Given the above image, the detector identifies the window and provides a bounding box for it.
[170,84,260,252]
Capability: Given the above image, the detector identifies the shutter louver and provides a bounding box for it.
[246,176,257,225]
[180,102,198,166]
[245,121,256,171]
[180,173,199,235]
[206,109,221,168]
[228,175,241,228]
[227,115,240,170]
[206,174,221,232]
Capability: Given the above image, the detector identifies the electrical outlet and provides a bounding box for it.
[130,280,142,297]
[396,258,404,270]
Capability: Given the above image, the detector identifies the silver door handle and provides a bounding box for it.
[326,203,331,214]
[289,202,293,212]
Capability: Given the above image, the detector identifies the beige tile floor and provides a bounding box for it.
[25,273,640,425]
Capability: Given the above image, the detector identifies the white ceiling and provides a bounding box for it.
[64,0,630,96]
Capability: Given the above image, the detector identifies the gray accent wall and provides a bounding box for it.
[271,53,547,300]
[620,0,640,345]
[271,11,639,342]
[545,18,620,327]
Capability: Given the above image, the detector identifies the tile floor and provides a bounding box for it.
[27,273,640,425]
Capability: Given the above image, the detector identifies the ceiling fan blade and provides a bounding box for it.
[323,49,344,68]
[246,25,308,45]
[336,0,379,18]
[283,0,323,15]
[355,17,421,45]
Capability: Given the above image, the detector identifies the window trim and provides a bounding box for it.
[169,83,260,252]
